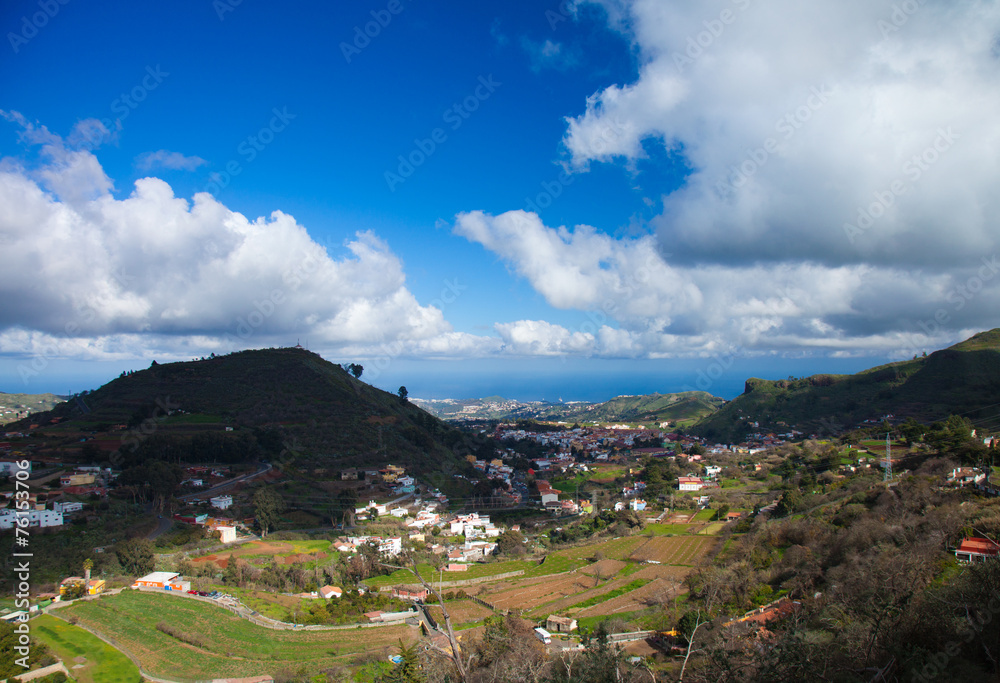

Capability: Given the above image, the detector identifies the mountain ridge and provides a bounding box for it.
[691,329,1000,441]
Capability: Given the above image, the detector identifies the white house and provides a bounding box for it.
[355,500,388,516]
[210,494,233,510]
[378,537,403,556]
[678,477,705,492]
[214,525,237,543]
[320,585,343,599]
[629,499,647,511]
[0,509,63,529]
[52,501,83,514]
[704,466,722,479]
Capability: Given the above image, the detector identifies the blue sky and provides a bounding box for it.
[2,0,999,400]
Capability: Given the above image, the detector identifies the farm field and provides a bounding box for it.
[555,535,647,562]
[628,535,716,565]
[645,522,694,535]
[425,599,493,626]
[191,539,333,569]
[58,590,416,680]
[32,614,141,683]
[365,559,534,588]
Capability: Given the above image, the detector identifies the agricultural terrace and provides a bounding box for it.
[364,559,534,588]
[58,590,416,680]
[628,535,716,565]
[190,539,332,569]
[424,599,493,627]
[32,614,141,683]
[478,562,689,618]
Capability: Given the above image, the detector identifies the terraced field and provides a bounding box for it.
[425,599,493,626]
[628,535,716,565]
[58,590,416,680]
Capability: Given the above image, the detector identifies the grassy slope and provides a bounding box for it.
[59,590,414,680]
[12,347,468,476]
[556,392,725,425]
[32,613,141,683]
[692,329,1000,441]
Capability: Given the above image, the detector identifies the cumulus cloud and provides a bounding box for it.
[565,0,1000,271]
[454,209,1000,359]
[136,150,207,172]
[0,113,479,364]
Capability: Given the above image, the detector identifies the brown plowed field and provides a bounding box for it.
[580,559,626,577]
[191,540,328,569]
[628,535,715,565]
[483,573,593,612]
[425,599,493,625]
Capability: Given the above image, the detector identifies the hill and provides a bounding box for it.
[556,391,724,426]
[413,391,724,427]
[0,391,65,425]
[691,329,1000,441]
[8,348,474,477]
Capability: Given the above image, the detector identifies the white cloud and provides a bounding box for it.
[495,320,595,356]
[0,113,486,364]
[521,37,580,72]
[136,150,208,172]
[565,1,1000,270]
[455,209,1000,358]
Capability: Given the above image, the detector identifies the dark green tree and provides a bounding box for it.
[253,487,285,537]
[377,639,426,683]
[115,537,155,575]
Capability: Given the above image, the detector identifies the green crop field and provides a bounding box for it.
[569,579,651,610]
[522,554,586,578]
[32,614,141,683]
[363,559,534,588]
[58,591,416,680]
[645,523,693,535]
[555,536,647,562]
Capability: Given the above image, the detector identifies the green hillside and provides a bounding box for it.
[0,391,65,424]
[9,347,473,477]
[692,329,1000,441]
[552,391,724,426]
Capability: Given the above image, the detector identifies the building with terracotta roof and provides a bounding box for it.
[955,537,1000,563]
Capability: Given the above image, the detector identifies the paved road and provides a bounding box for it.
[147,515,173,540]
[177,461,272,501]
